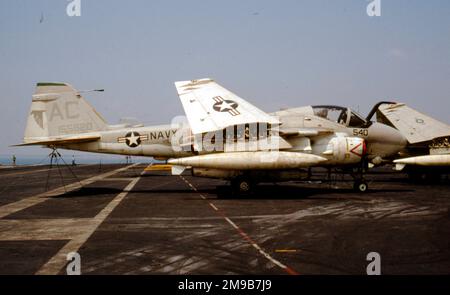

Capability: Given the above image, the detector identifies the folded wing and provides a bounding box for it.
[377,103,450,144]
[174,78,280,134]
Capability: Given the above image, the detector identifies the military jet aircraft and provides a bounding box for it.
[373,102,450,180]
[17,80,407,194]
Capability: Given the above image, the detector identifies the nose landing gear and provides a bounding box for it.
[353,179,368,192]
[351,157,369,193]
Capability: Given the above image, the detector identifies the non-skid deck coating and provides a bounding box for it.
[0,164,449,275]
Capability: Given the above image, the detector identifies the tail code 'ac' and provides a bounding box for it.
[24,82,107,143]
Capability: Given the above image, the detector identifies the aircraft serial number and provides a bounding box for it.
[58,123,93,134]
[353,128,369,137]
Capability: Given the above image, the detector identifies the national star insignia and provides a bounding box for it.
[212,96,240,116]
[117,131,149,148]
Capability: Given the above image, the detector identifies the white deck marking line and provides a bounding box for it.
[178,176,299,275]
[36,169,144,275]
[0,163,140,219]
[0,168,52,177]
[97,177,138,181]
[0,218,97,241]
[224,217,239,229]
[0,164,99,177]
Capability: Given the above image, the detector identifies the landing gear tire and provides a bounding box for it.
[353,180,368,193]
[231,178,253,196]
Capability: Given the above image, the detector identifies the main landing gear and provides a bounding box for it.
[231,177,254,196]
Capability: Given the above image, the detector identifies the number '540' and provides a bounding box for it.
[353,129,369,137]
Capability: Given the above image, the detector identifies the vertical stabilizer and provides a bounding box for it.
[24,82,107,142]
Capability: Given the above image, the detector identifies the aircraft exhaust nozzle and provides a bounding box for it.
[393,154,450,167]
[168,151,327,170]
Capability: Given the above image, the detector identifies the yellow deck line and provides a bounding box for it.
[145,164,172,171]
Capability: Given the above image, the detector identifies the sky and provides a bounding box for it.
[1,0,449,161]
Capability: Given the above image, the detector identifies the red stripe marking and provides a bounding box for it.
[179,176,300,275]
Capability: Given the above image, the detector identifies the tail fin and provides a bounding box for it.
[24,82,107,142]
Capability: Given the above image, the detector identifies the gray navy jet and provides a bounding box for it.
[17,79,408,194]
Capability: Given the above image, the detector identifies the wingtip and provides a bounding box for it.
[174,78,214,86]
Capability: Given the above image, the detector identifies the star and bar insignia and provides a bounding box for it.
[117,131,149,148]
[212,96,240,116]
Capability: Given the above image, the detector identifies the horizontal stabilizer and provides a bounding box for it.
[13,135,100,146]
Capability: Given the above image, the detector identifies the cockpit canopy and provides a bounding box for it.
[312,105,368,127]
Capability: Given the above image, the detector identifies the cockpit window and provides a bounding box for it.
[313,105,368,127]
[348,111,367,127]
[313,106,348,125]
